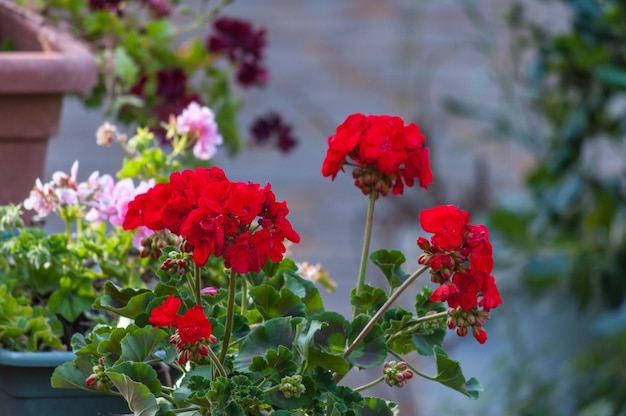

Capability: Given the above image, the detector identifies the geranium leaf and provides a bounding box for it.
[106,367,160,416]
[347,315,386,369]
[273,271,325,317]
[382,308,418,355]
[47,290,94,323]
[119,326,169,362]
[312,312,349,355]
[298,317,350,375]
[249,345,297,382]
[249,285,305,319]
[109,362,162,395]
[51,355,96,391]
[369,249,409,289]
[418,347,483,399]
[233,317,304,373]
[357,397,400,415]
[95,282,155,320]
[351,284,387,313]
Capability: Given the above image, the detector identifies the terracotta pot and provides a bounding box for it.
[0,1,97,207]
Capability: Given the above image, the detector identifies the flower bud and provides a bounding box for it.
[383,361,414,388]
[279,375,306,398]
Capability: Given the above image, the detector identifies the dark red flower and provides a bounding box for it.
[149,295,181,328]
[250,112,298,154]
[207,17,268,88]
[173,306,213,344]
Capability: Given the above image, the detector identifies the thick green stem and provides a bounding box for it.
[353,192,377,318]
[219,269,237,362]
[354,376,384,392]
[206,344,227,378]
[240,278,247,316]
[334,265,429,383]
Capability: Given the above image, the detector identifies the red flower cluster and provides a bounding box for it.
[123,167,300,274]
[417,205,502,344]
[207,17,269,88]
[322,113,433,197]
[149,296,216,365]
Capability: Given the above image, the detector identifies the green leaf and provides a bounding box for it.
[351,284,387,313]
[51,354,97,391]
[417,348,483,399]
[114,46,140,87]
[299,318,350,375]
[357,397,399,416]
[369,249,409,289]
[119,326,169,362]
[47,290,94,322]
[347,315,386,369]
[594,65,626,89]
[248,345,298,382]
[106,368,160,416]
[250,285,305,319]
[234,317,304,373]
[95,282,155,319]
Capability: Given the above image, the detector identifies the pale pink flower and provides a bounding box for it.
[23,179,56,218]
[109,179,155,227]
[176,102,223,160]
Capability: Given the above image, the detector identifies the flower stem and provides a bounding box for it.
[354,376,385,392]
[353,192,377,318]
[240,278,248,316]
[334,265,429,383]
[219,269,237,362]
[389,350,435,381]
[206,343,227,378]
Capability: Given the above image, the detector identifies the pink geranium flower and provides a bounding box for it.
[176,102,223,160]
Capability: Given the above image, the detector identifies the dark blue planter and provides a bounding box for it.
[0,348,129,416]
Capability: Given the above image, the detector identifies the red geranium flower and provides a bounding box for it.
[417,204,502,343]
[149,295,181,328]
[173,306,213,344]
[322,113,433,197]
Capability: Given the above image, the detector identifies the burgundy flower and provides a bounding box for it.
[250,112,298,154]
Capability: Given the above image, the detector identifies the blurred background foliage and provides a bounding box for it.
[445,0,626,414]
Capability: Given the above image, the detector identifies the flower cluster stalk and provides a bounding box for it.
[335,264,429,383]
[219,269,237,362]
[353,192,377,317]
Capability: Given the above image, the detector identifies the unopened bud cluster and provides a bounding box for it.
[447,306,490,344]
[85,357,111,391]
[161,250,193,276]
[279,375,306,398]
[169,333,217,365]
[352,167,394,198]
[383,361,414,388]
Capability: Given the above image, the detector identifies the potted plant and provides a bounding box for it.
[0,104,225,415]
[51,112,503,414]
[0,0,97,207]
